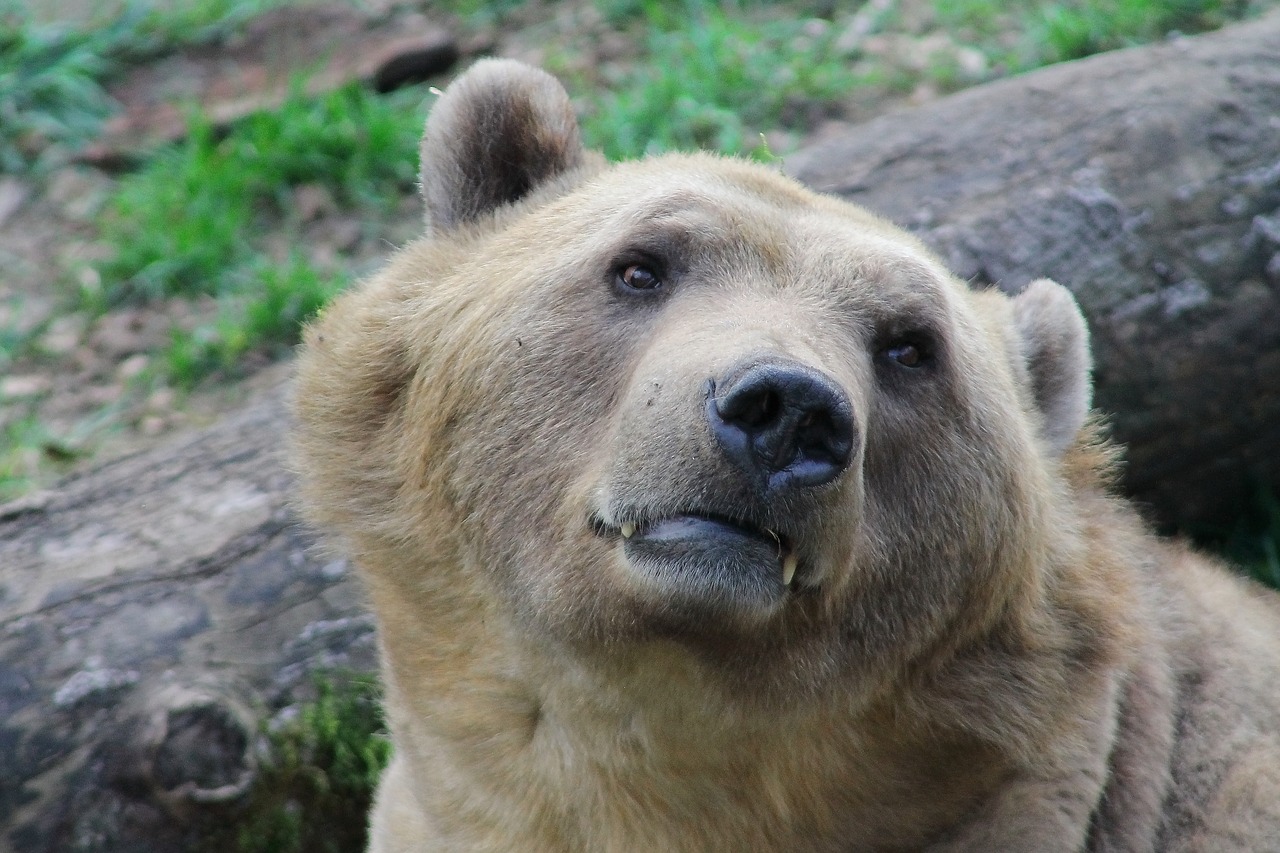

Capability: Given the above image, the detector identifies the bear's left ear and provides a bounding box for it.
[419,59,588,234]
[1010,279,1093,457]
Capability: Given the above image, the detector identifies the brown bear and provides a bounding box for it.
[292,59,1280,851]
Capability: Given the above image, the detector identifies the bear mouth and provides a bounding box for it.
[591,512,804,615]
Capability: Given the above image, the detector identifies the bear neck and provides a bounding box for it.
[369,575,1016,848]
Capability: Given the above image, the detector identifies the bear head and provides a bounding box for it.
[294,59,1094,703]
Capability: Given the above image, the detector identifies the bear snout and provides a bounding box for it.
[707,359,855,494]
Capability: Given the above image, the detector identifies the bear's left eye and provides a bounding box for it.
[880,336,935,370]
[617,264,663,292]
[887,343,922,367]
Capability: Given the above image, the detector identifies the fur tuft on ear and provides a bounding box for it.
[419,59,587,234]
[1011,279,1093,457]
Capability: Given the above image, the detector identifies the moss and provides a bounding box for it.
[206,673,391,853]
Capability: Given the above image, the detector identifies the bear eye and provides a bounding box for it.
[887,342,922,367]
[880,335,935,370]
[617,263,663,292]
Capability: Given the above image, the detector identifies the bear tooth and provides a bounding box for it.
[621,522,636,539]
[783,554,798,586]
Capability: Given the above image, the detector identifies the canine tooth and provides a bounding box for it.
[621,522,636,539]
[783,553,798,586]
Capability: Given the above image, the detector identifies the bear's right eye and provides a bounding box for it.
[617,264,663,292]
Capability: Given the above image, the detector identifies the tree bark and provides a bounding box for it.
[3,15,1280,853]
[786,11,1280,529]
[0,383,376,853]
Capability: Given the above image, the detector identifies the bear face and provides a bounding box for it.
[296,60,1248,852]
[448,174,1043,665]
[298,62,1090,703]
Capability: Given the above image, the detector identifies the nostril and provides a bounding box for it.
[756,391,780,426]
[721,385,781,429]
[709,361,855,492]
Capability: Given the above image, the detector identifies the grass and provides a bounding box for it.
[1027,0,1252,63]
[930,0,1258,72]
[204,674,391,853]
[566,0,1267,162]
[94,83,422,307]
[0,0,287,174]
[0,414,50,501]
[0,7,117,173]
[163,256,345,386]
[435,0,531,24]
[0,408,90,500]
[89,81,426,386]
[564,0,860,160]
[0,303,32,368]
[0,3,430,498]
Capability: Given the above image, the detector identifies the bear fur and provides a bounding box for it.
[292,59,1280,852]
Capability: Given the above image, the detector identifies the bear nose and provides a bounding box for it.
[707,361,855,492]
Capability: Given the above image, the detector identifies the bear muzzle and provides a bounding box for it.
[588,358,856,624]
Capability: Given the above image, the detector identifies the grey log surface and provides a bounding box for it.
[3,15,1280,853]
[0,384,376,853]
[786,11,1280,529]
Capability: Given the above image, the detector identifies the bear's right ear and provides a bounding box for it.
[419,59,587,234]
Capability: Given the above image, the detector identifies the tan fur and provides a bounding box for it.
[292,60,1280,851]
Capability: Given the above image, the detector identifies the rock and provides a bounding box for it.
[0,375,52,400]
[0,179,30,229]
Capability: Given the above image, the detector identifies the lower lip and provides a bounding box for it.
[620,515,788,614]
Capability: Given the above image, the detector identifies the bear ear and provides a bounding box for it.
[419,59,587,233]
[1010,279,1093,457]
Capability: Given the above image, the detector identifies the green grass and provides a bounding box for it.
[1026,0,1250,63]
[0,414,46,501]
[930,0,1257,72]
[565,0,860,160]
[568,0,1264,162]
[163,256,345,386]
[0,8,117,173]
[0,411,85,501]
[434,0,531,24]
[205,674,391,853]
[0,302,33,369]
[0,0,287,174]
[95,83,422,307]
[89,81,425,385]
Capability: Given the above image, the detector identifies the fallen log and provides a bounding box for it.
[786,11,1280,529]
[0,384,376,852]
